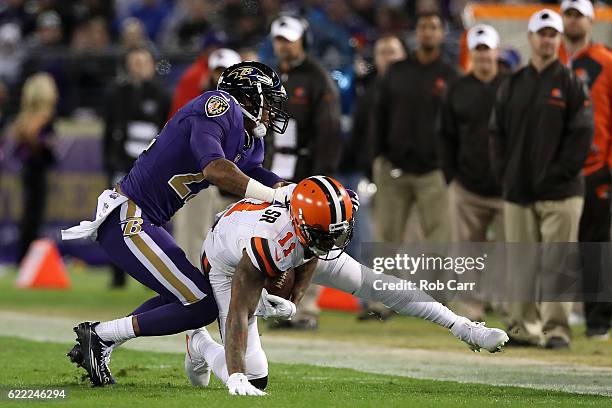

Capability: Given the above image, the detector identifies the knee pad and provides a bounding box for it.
[249,376,268,390]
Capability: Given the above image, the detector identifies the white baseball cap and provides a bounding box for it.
[561,0,594,18]
[208,48,241,71]
[528,9,564,33]
[467,24,500,50]
[270,16,304,42]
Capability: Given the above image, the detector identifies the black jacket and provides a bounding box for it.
[373,52,459,174]
[490,60,594,204]
[264,57,342,182]
[438,73,504,197]
[103,78,170,174]
[340,71,379,177]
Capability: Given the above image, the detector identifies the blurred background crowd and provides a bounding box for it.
[0,0,608,120]
[1,0,612,349]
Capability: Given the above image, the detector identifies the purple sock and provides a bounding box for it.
[129,295,170,316]
[135,295,218,337]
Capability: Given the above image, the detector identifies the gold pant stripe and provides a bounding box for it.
[125,200,198,304]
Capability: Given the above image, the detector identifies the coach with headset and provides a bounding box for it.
[264,15,343,330]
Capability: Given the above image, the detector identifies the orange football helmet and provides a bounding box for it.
[290,176,354,260]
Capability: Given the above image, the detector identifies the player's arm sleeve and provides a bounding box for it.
[437,85,459,184]
[189,116,227,171]
[311,73,343,174]
[246,237,287,278]
[489,78,509,183]
[547,77,594,183]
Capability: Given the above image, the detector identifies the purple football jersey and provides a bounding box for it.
[120,90,278,225]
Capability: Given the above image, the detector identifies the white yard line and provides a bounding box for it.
[1,310,611,396]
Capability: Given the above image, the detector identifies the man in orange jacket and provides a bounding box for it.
[561,0,612,340]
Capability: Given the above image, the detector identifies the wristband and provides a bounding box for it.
[246,178,275,203]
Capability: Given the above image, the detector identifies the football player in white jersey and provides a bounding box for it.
[185,176,509,396]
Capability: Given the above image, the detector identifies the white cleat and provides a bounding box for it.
[185,329,212,387]
[450,317,509,353]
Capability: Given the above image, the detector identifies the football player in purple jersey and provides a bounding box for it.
[62,62,297,386]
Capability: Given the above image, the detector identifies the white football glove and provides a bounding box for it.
[254,288,296,320]
[227,372,266,396]
[272,183,296,206]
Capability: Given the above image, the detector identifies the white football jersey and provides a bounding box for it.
[203,198,308,277]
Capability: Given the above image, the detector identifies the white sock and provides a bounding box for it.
[95,316,136,344]
[356,270,459,328]
[191,330,229,383]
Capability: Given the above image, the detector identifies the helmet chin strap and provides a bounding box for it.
[252,122,267,138]
[241,83,267,138]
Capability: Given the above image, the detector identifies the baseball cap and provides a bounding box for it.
[561,0,594,18]
[208,48,241,71]
[528,9,564,33]
[270,16,304,42]
[467,24,500,50]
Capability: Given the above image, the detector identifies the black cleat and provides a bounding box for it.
[72,322,116,386]
[67,343,84,367]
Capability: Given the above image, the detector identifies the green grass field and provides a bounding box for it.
[1,267,612,407]
[1,337,610,408]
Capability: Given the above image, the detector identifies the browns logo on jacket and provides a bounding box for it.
[490,60,594,204]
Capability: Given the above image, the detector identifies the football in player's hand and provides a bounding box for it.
[264,269,295,299]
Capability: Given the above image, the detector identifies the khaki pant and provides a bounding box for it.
[448,181,504,320]
[172,187,236,268]
[366,157,449,315]
[449,181,504,242]
[373,157,449,243]
[504,197,584,345]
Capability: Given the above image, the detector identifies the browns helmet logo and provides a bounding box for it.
[205,94,230,117]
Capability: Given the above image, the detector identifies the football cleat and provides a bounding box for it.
[67,343,84,367]
[184,329,211,387]
[70,322,116,386]
[450,317,509,353]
